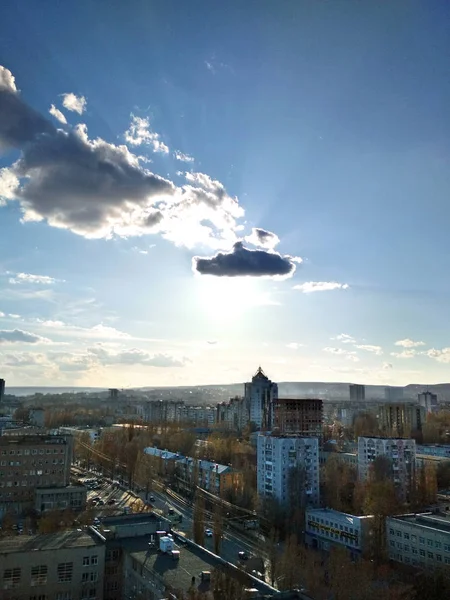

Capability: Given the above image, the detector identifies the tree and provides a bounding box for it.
[363,479,399,562]
[193,492,205,546]
[322,455,357,513]
[213,503,224,555]
[437,461,450,490]
[354,412,379,438]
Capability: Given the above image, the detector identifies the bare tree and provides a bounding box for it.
[193,492,205,546]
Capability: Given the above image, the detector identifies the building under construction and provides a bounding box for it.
[273,398,323,437]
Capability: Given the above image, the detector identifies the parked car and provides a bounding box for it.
[149,495,155,502]
[107,499,116,505]
[238,551,248,560]
[205,528,213,537]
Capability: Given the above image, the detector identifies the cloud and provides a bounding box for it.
[394,338,425,348]
[390,350,416,359]
[0,168,19,202]
[8,272,61,285]
[334,333,356,344]
[355,344,383,356]
[87,346,187,367]
[0,329,50,344]
[346,354,360,362]
[174,150,194,163]
[382,362,393,370]
[323,347,347,355]
[286,342,303,350]
[35,320,132,340]
[245,227,280,250]
[293,281,349,293]
[0,65,17,93]
[49,104,67,124]
[0,312,4,317]
[423,348,450,363]
[2,352,48,367]
[193,242,300,279]
[124,114,169,153]
[62,93,86,115]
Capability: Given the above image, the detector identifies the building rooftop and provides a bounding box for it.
[306,507,373,521]
[0,529,100,554]
[0,434,70,445]
[122,534,273,596]
[391,512,450,535]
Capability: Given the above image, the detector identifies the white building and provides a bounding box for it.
[305,508,373,559]
[357,436,416,500]
[386,512,450,569]
[245,367,278,430]
[257,433,319,506]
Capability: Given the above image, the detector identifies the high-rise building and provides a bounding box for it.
[357,436,416,501]
[257,433,319,506]
[384,386,404,402]
[349,384,365,402]
[245,367,278,430]
[0,378,5,404]
[378,403,426,436]
[0,434,73,515]
[273,398,323,437]
[418,391,438,414]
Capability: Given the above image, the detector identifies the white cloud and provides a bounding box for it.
[391,349,417,359]
[286,342,303,350]
[0,329,50,344]
[245,227,280,250]
[35,320,132,340]
[124,114,169,153]
[423,348,450,363]
[0,312,4,317]
[394,338,425,348]
[8,272,61,285]
[323,347,347,355]
[62,93,86,114]
[355,344,383,356]
[49,104,67,124]
[2,352,48,367]
[382,362,393,370]
[174,150,194,162]
[334,333,356,344]
[346,354,360,362]
[0,168,19,203]
[0,65,17,92]
[293,281,349,293]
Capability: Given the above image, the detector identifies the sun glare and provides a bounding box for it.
[198,276,267,320]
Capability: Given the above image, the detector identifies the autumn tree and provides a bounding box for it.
[193,492,205,546]
[354,412,379,438]
[213,503,224,554]
[322,455,357,513]
[437,461,450,490]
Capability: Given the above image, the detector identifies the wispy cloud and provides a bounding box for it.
[293,281,349,293]
[173,150,194,163]
[333,333,356,344]
[356,344,383,356]
[62,93,86,114]
[323,347,347,355]
[391,349,416,359]
[0,329,50,344]
[286,342,303,350]
[8,272,62,285]
[394,338,425,348]
[124,114,169,153]
[423,348,450,363]
[49,104,67,124]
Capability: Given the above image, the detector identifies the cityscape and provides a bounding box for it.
[2,1,450,599]
[0,370,450,599]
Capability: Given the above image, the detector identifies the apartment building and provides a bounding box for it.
[357,437,416,501]
[0,434,73,516]
[305,508,373,559]
[386,512,450,570]
[216,396,247,430]
[378,403,426,436]
[349,384,365,402]
[175,456,243,496]
[273,398,323,437]
[418,391,438,414]
[257,433,319,506]
[0,528,105,600]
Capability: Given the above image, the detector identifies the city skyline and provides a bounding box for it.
[1,2,450,387]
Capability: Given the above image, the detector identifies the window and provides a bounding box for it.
[390,541,395,548]
[89,588,96,597]
[428,552,434,559]
[396,530,401,537]
[31,565,47,586]
[57,563,73,583]
[419,549,425,557]
[404,545,410,552]
[4,567,21,587]
[90,555,98,565]
[83,557,90,566]
[404,532,409,540]
[427,539,433,547]
[435,541,442,549]
[82,573,89,583]
[444,544,450,552]
[437,554,442,562]
[419,537,425,545]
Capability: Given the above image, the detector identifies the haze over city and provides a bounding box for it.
[1,1,450,389]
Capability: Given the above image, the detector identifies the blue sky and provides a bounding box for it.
[1,0,450,388]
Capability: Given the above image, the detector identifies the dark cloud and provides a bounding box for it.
[193,242,299,279]
[245,227,280,249]
[0,329,49,344]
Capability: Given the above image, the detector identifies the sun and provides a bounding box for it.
[197,276,262,320]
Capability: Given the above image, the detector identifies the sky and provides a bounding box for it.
[1,1,450,389]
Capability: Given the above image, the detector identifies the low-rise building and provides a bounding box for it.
[386,512,450,570]
[35,484,87,513]
[319,451,357,467]
[175,456,242,496]
[417,444,450,459]
[257,433,320,506]
[0,528,105,600]
[305,508,373,559]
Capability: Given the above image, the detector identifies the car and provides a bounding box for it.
[97,499,105,506]
[149,495,155,502]
[238,551,249,560]
[205,528,213,537]
[107,499,116,505]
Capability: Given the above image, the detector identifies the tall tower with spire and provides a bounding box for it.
[244,367,278,430]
